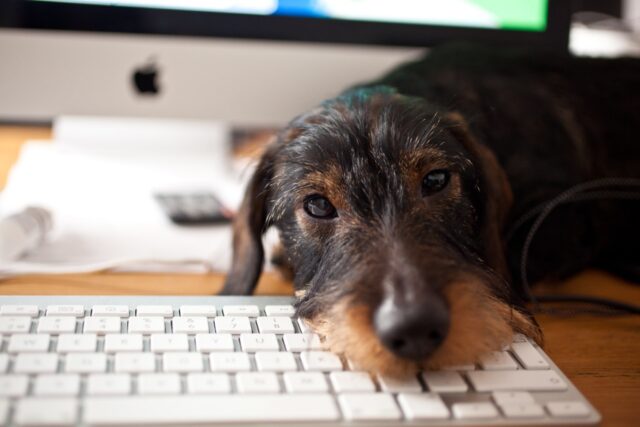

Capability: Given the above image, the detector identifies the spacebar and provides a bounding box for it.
[85,395,341,425]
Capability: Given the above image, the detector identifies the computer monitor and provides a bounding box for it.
[0,0,569,125]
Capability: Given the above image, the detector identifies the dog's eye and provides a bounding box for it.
[422,169,450,196]
[304,196,337,219]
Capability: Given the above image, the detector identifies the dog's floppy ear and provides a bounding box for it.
[221,146,277,295]
[445,112,513,278]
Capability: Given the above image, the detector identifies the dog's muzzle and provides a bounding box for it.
[373,288,450,361]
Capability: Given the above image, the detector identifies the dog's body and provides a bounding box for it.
[368,47,640,288]
[224,45,640,374]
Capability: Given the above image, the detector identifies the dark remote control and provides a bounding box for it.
[154,192,233,225]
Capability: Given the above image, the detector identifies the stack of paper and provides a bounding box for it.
[0,116,273,278]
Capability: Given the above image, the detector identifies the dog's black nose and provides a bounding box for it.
[373,294,450,360]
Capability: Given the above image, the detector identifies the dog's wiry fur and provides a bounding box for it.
[309,282,539,377]
[223,45,640,374]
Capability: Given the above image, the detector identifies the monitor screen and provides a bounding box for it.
[2,0,569,51]
[36,0,549,32]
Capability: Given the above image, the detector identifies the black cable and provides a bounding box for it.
[511,178,640,315]
[533,294,640,315]
[506,190,640,242]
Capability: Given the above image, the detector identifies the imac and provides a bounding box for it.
[0,0,570,126]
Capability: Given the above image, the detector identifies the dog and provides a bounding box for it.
[222,45,640,375]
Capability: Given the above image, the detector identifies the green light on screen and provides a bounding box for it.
[469,0,548,31]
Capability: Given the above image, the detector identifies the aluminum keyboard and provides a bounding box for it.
[0,296,601,426]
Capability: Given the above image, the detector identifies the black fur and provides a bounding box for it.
[223,45,640,362]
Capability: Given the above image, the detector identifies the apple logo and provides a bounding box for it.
[132,57,161,96]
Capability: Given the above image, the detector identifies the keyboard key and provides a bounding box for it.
[0,305,39,317]
[297,318,313,333]
[84,316,122,334]
[0,316,31,333]
[138,373,182,395]
[223,305,259,317]
[283,372,329,393]
[14,353,59,373]
[136,305,174,317]
[256,316,295,333]
[172,316,209,333]
[115,352,156,373]
[255,351,297,371]
[283,333,322,351]
[37,316,77,334]
[92,305,130,317]
[377,373,422,392]
[421,371,468,393]
[0,375,29,397]
[452,402,499,419]
[57,333,97,353]
[265,305,295,316]
[443,364,476,371]
[187,373,231,394]
[0,354,8,373]
[338,393,402,420]
[195,333,234,352]
[180,305,217,317]
[240,333,279,351]
[8,333,50,352]
[511,341,550,370]
[84,395,340,423]
[398,393,450,420]
[0,316,31,334]
[467,370,567,392]
[492,391,535,405]
[104,333,143,352]
[15,397,78,426]
[34,374,80,396]
[128,317,165,334]
[479,351,519,370]
[150,333,189,352]
[65,353,107,373]
[547,401,591,417]
[163,352,204,373]
[209,352,251,372]
[330,371,376,392]
[214,316,252,333]
[300,351,343,371]
[46,305,85,317]
[87,374,132,395]
[501,403,546,418]
[236,372,280,393]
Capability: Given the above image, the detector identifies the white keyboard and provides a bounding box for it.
[0,296,600,426]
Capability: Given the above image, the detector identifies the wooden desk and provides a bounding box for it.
[1,126,639,426]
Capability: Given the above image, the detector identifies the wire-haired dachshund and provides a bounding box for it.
[223,45,640,375]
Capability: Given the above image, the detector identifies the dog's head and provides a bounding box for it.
[224,87,540,375]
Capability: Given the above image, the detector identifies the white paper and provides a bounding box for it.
[0,117,272,278]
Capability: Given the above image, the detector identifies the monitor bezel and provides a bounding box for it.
[0,0,570,51]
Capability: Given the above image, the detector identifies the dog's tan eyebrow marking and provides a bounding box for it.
[400,147,450,192]
[402,146,449,170]
[291,164,349,212]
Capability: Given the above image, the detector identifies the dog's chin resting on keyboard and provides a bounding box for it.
[223,45,640,376]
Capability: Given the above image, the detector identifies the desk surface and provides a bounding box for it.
[1,125,639,426]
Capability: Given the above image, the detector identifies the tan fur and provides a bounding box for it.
[305,281,539,376]
[299,167,349,212]
[427,282,538,368]
[307,301,419,378]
